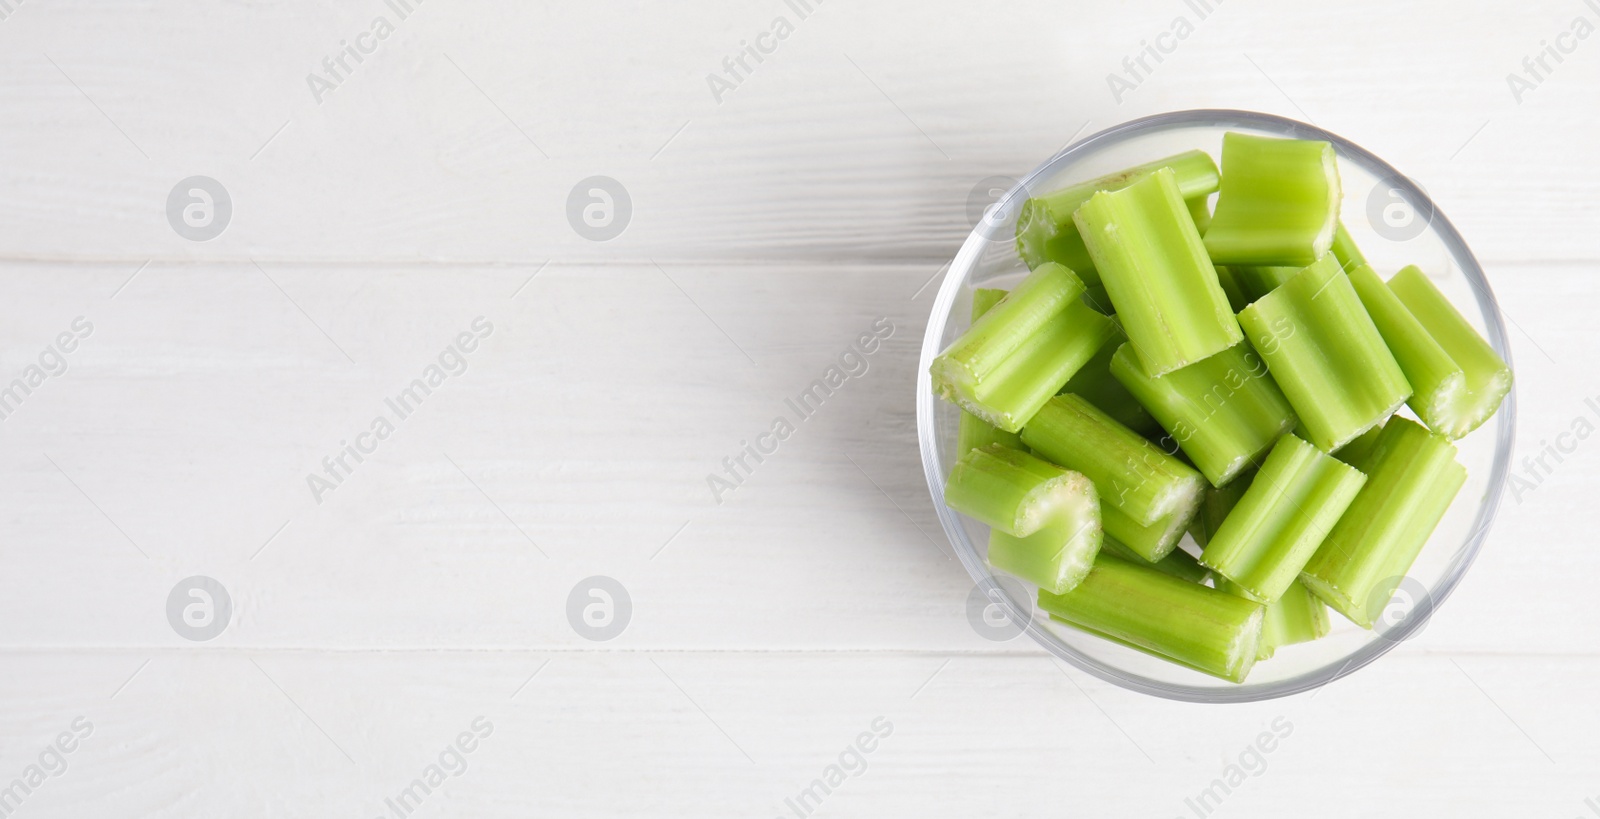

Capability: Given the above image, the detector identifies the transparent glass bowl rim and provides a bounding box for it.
[914,109,1517,703]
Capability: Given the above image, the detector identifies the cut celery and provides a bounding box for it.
[1189,469,1252,550]
[1059,322,1162,438]
[956,288,1026,454]
[1331,221,1367,271]
[1347,264,1468,436]
[1199,434,1367,603]
[1238,255,1412,452]
[1203,133,1341,266]
[1110,341,1296,487]
[1039,553,1264,683]
[1104,537,1210,583]
[1227,265,1300,303]
[931,263,1117,432]
[945,444,1102,594]
[1015,150,1220,286]
[1218,577,1329,660]
[1022,394,1206,531]
[1102,503,1196,563]
[1333,421,1385,468]
[1074,168,1242,375]
[1301,418,1466,627]
[1388,265,1513,439]
[1213,265,1251,313]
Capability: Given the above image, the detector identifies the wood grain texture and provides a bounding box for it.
[2,0,1599,815]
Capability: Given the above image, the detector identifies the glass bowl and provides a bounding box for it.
[915,110,1516,702]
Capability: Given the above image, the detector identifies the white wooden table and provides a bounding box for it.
[1,1,1596,816]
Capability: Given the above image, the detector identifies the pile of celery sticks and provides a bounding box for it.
[932,133,1511,683]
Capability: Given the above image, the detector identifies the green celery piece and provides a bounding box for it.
[956,288,1026,454]
[1203,132,1341,266]
[1104,538,1211,583]
[1213,265,1251,313]
[1015,150,1220,286]
[1199,434,1367,603]
[1110,341,1297,487]
[1333,421,1385,468]
[1022,394,1207,531]
[1059,322,1162,438]
[1039,552,1265,683]
[1387,265,1513,439]
[1217,578,1330,660]
[1189,468,1253,550]
[931,263,1116,432]
[1074,167,1243,376]
[1347,264,1469,436]
[1102,503,1197,563]
[1238,255,1412,452]
[944,444,1102,594]
[1301,418,1467,627]
[1331,221,1368,271]
[1186,194,1214,236]
[1227,265,1301,304]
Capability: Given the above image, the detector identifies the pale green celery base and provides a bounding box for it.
[988,475,1102,595]
[1103,501,1198,563]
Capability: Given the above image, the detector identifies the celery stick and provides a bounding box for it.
[1218,578,1329,660]
[1074,168,1243,376]
[1301,418,1467,627]
[1333,421,1385,468]
[1016,150,1220,286]
[1238,255,1412,452]
[1387,265,1513,439]
[956,288,1026,454]
[1022,394,1207,530]
[1203,133,1341,266]
[1103,503,1196,563]
[1186,194,1213,236]
[1059,322,1162,438]
[944,444,1102,594]
[1227,265,1300,303]
[1331,221,1367,271]
[1347,264,1468,436]
[1199,435,1367,603]
[1213,265,1251,313]
[1105,537,1210,583]
[1189,469,1252,550]
[1110,341,1297,487]
[1039,552,1264,683]
[932,263,1116,432]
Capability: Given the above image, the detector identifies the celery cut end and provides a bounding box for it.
[1203,133,1341,267]
[990,470,1102,595]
